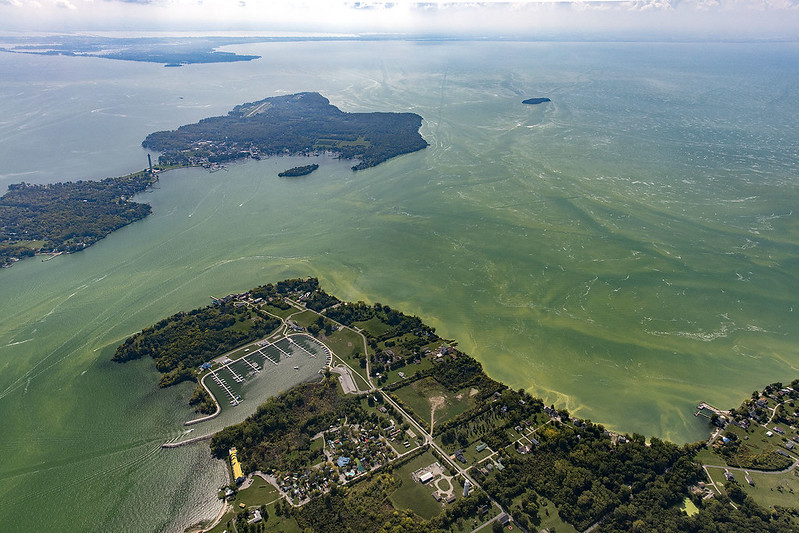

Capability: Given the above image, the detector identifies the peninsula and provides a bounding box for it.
[142,92,428,170]
[117,278,799,533]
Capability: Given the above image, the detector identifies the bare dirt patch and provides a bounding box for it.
[430,395,446,433]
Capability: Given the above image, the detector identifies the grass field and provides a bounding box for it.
[354,316,393,337]
[321,327,363,363]
[712,424,794,470]
[288,309,320,328]
[223,343,260,362]
[389,451,447,520]
[262,301,299,319]
[705,464,799,510]
[394,377,448,426]
[394,377,476,429]
[381,358,434,387]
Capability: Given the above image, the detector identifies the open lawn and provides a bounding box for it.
[705,462,799,511]
[288,309,319,328]
[389,451,447,520]
[715,424,794,470]
[537,497,577,533]
[738,468,799,510]
[394,377,448,428]
[206,478,300,533]
[461,442,494,465]
[354,316,393,337]
[321,327,364,364]
[262,301,299,319]
[459,504,501,532]
[224,343,260,362]
[236,478,281,508]
[381,358,434,387]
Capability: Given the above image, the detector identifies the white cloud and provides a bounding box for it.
[0,0,797,36]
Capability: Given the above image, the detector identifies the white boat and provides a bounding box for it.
[294,366,299,370]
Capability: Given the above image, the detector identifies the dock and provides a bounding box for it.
[287,337,317,358]
[241,356,261,373]
[695,402,729,419]
[211,371,239,405]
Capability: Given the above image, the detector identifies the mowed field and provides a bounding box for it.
[389,451,448,520]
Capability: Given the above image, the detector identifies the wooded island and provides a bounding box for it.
[142,92,428,171]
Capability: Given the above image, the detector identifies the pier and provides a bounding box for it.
[241,356,261,373]
[287,337,317,358]
[695,402,729,419]
[212,371,239,405]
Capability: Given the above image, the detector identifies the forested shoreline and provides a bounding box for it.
[0,172,156,268]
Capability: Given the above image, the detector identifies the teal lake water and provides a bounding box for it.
[1,41,798,531]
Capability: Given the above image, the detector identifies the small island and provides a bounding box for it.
[278,164,319,178]
[119,278,799,533]
[522,97,551,105]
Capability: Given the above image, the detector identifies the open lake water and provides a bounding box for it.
[0,40,797,531]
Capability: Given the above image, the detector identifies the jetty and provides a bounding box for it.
[695,402,730,419]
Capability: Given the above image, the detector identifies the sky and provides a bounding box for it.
[0,0,798,40]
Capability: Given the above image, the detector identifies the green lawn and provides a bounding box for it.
[461,442,494,465]
[236,479,281,508]
[714,424,794,470]
[537,497,577,533]
[389,451,447,520]
[458,504,501,533]
[224,343,260,362]
[206,478,301,533]
[262,302,299,319]
[381,358,434,388]
[287,309,319,328]
[706,465,799,510]
[321,327,364,363]
[354,316,393,337]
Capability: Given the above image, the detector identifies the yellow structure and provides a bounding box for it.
[229,447,245,484]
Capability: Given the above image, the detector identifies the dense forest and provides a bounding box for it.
[211,379,357,470]
[278,164,318,177]
[113,299,280,388]
[142,92,428,170]
[0,172,155,267]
